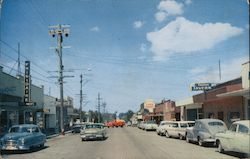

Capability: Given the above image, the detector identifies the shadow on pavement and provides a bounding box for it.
[81,137,109,142]
[219,151,249,159]
[0,146,49,155]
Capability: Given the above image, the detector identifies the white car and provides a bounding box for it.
[164,121,195,139]
[156,121,169,136]
[186,119,227,146]
[215,120,250,156]
[144,121,158,131]
[138,121,145,129]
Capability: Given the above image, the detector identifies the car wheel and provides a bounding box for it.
[40,143,44,148]
[198,137,203,146]
[179,134,183,140]
[186,136,190,143]
[165,131,170,138]
[81,138,84,142]
[218,141,224,153]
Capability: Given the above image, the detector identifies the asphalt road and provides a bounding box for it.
[0,127,245,159]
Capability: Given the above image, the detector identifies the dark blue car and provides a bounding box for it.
[0,124,46,151]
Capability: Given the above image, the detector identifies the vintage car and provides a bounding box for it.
[186,119,227,146]
[164,121,195,139]
[215,120,250,156]
[144,121,158,131]
[0,124,46,151]
[80,123,107,141]
[72,124,84,134]
[137,121,145,129]
[156,121,169,136]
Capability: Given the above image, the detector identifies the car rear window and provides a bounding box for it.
[208,122,224,126]
[85,124,103,129]
[238,124,249,134]
[180,123,188,128]
[146,121,156,124]
[188,122,195,127]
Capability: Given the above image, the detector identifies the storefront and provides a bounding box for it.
[176,97,203,121]
[0,66,44,135]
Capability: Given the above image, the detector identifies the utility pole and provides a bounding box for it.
[97,93,102,123]
[219,60,221,81]
[0,0,3,60]
[17,43,21,76]
[80,74,83,123]
[102,102,106,114]
[49,24,70,134]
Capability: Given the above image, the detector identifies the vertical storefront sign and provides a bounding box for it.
[24,61,34,106]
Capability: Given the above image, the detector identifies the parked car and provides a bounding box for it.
[137,121,145,129]
[0,124,46,151]
[215,120,250,156]
[80,123,107,141]
[186,119,227,146]
[126,121,132,127]
[156,121,169,136]
[164,121,195,139]
[72,124,84,134]
[144,121,158,131]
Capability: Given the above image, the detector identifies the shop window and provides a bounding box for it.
[228,112,240,123]
[218,112,224,121]
[8,111,18,127]
[0,110,7,133]
[198,108,203,119]
[25,111,33,124]
[207,112,214,119]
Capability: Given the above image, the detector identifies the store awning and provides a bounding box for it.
[176,97,202,108]
[217,88,250,99]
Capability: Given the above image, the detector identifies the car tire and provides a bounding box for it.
[165,131,170,138]
[81,138,84,142]
[218,141,224,153]
[198,137,203,146]
[179,134,183,140]
[186,136,190,143]
[40,143,44,148]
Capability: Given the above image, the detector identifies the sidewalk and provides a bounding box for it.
[46,130,72,139]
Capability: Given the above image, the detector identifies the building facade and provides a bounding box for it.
[0,66,44,136]
[176,61,249,127]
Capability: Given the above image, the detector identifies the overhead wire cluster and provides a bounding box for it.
[0,0,75,97]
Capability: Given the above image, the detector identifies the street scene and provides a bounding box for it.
[0,0,249,159]
[0,127,244,159]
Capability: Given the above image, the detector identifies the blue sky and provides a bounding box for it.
[0,0,249,113]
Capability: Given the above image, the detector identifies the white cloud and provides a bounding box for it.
[155,11,167,22]
[185,0,192,5]
[158,0,183,15]
[90,26,100,32]
[133,21,144,29]
[189,56,248,83]
[147,17,243,61]
[140,43,147,52]
[155,0,183,22]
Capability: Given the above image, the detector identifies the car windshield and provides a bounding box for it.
[9,126,31,133]
[85,124,103,129]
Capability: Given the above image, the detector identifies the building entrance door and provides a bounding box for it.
[187,109,197,121]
